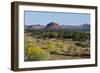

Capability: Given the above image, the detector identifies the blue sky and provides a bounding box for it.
[24,11,90,25]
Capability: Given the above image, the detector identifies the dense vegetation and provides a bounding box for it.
[24,29,90,61]
[25,29,90,41]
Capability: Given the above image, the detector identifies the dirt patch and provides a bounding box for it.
[49,54,90,60]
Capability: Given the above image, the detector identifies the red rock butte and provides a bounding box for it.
[45,22,62,30]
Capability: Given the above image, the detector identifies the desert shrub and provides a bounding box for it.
[75,42,90,48]
[55,42,66,53]
[67,44,78,55]
[47,40,66,54]
[25,48,50,61]
[81,48,90,55]
[24,36,38,49]
[65,44,90,56]
[47,40,56,52]
[61,44,87,56]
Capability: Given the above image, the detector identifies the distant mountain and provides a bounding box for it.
[45,22,62,30]
[80,23,90,29]
[25,24,46,30]
[61,23,90,32]
[25,22,90,32]
[77,24,90,32]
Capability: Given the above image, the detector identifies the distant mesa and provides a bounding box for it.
[45,22,62,30]
[25,24,45,29]
[81,23,90,28]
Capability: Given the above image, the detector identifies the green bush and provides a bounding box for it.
[26,48,50,61]
[47,41,55,52]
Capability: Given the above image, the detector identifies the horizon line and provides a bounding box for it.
[25,23,90,26]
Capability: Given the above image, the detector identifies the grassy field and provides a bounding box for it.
[24,30,90,61]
